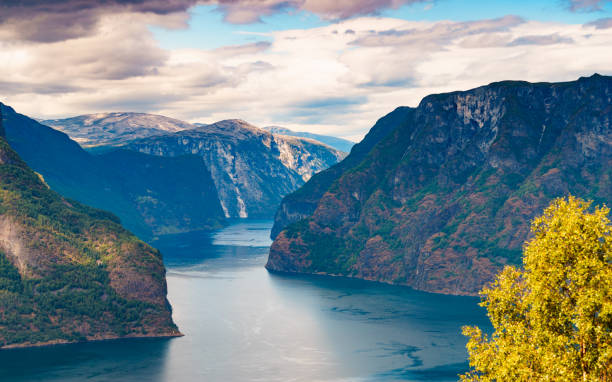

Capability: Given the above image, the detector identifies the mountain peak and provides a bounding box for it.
[43,112,195,147]
[198,119,260,132]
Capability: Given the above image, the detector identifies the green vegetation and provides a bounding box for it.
[0,251,21,293]
[0,262,158,346]
[0,137,176,347]
[462,197,612,381]
[268,74,612,296]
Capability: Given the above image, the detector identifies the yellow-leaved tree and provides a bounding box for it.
[462,196,612,382]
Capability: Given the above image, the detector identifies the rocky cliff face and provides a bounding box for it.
[43,112,192,147]
[2,104,225,239]
[0,108,179,348]
[127,119,346,219]
[267,74,612,296]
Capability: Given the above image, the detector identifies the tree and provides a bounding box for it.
[462,196,612,382]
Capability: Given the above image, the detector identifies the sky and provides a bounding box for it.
[1,0,611,141]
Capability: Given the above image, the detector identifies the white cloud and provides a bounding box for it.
[0,0,429,41]
[1,15,611,141]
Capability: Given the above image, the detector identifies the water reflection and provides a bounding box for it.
[0,338,172,382]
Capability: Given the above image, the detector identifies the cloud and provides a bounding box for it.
[0,81,82,95]
[213,41,272,57]
[567,0,611,12]
[0,1,195,42]
[0,0,430,42]
[1,15,611,141]
[300,0,424,19]
[508,33,574,46]
[584,17,612,28]
[2,1,608,44]
[350,15,524,47]
[3,14,169,82]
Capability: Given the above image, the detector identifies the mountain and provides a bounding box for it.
[2,104,225,239]
[269,107,412,239]
[0,107,179,348]
[260,126,355,153]
[43,112,193,147]
[126,119,346,219]
[267,74,612,296]
[94,149,225,235]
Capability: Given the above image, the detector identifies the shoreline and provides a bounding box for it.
[264,266,480,297]
[0,331,183,351]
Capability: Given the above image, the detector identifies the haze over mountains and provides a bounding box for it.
[267,74,612,296]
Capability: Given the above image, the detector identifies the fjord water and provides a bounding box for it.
[0,221,489,382]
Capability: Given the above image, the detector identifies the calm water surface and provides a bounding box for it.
[0,220,490,381]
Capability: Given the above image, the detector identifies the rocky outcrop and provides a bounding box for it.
[267,74,612,296]
[127,119,346,219]
[0,111,180,348]
[2,104,225,239]
[43,112,192,147]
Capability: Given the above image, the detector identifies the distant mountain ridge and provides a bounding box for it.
[41,114,347,220]
[43,112,193,147]
[2,104,225,239]
[127,119,346,219]
[0,107,179,348]
[261,126,355,153]
[267,74,612,296]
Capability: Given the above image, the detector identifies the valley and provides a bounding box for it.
[0,221,490,381]
[0,74,609,381]
[1,1,610,380]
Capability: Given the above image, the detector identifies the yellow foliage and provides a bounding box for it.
[462,196,612,382]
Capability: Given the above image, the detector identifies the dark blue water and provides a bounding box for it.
[0,220,489,381]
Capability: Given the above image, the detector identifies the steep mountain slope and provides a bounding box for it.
[95,149,225,235]
[267,74,612,296]
[0,109,179,348]
[261,126,355,153]
[127,119,346,218]
[1,104,225,238]
[43,112,192,147]
[270,107,412,239]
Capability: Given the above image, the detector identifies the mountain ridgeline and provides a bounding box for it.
[267,74,612,295]
[0,107,179,348]
[1,104,225,239]
[126,119,346,219]
[43,112,192,148]
[36,113,346,222]
[261,126,355,153]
